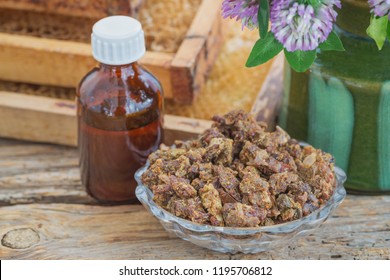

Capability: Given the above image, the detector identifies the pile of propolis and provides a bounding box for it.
[141,110,336,227]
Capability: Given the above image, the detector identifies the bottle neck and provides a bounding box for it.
[99,62,138,72]
[98,62,141,79]
[337,0,371,37]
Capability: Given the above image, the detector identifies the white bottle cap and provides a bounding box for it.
[91,16,145,65]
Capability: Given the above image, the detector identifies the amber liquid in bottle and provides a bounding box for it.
[77,63,163,203]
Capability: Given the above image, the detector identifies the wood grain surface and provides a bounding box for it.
[0,33,174,98]
[0,138,389,260]
[171,0,223,104]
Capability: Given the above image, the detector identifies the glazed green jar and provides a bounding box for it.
[280,0,390,193]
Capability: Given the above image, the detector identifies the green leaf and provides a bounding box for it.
[319,31,345,51]
[246,33,283,67]
[258,0,270,39]
[367,15,388,50]
[284,49,317,72]
[387,23,390,41]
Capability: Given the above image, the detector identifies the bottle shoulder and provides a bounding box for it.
[136,64,163,93]
[77,67,100,97]
[78,64,163,99]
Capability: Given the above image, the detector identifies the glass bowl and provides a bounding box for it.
[135,165,347,254]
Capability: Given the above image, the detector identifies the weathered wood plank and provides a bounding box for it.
[164,115,212,146]
[0,92,212,147]
[0,33,174,98]
[0,203,227,259]
[0,196,389,260]
[0,91,77,146]
[0,138,89,206]
[0,32,94,88]
[170,0,223,104]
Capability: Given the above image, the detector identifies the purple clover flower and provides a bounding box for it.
[368,0,390,19]
[221,0,260,30]
[270,0,341,52]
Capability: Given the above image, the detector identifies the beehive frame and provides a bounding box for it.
[0,0,223,104]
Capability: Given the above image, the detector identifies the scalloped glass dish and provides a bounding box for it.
[135,165,347,254]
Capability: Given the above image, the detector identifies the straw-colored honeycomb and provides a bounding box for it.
[0,9,95,43]
[139,0,202,52]
[165,20,273,119]
[0,0,201,53]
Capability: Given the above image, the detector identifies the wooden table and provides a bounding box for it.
[1,138,389,260]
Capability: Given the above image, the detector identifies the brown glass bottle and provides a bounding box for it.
[77,16,163,203]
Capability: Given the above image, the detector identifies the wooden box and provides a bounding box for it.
[0,0,223,104]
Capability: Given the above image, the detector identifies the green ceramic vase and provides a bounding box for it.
[280,0,390,193]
